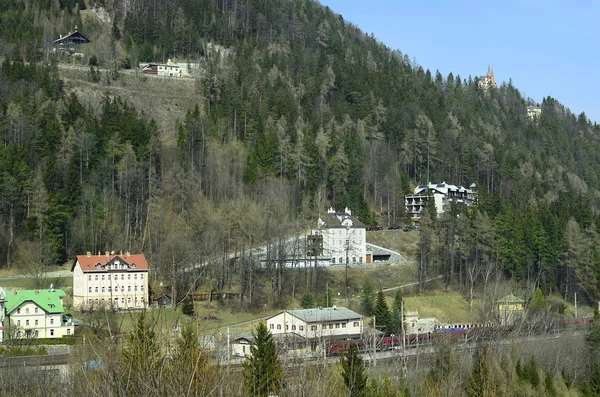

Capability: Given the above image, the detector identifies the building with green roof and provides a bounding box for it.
[3,288,73,340]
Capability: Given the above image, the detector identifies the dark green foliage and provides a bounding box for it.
[390,289,406,335]
[181,296,194,316]
[545,370,557,397]
[466,345,494,397]
[373,289,391,334]
[340,344,367,397]
[242,322,284,397]
[361,281,375,316]
[300,292,314,309]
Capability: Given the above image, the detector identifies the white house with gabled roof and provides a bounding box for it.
[266,306,363,340]
[312,207,367,266]
[405,182,477,220]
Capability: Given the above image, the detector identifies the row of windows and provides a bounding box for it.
[16,307,39,314]
[331,257,362,264]
[16,329,67,337]
[88,297,144,306]
[17,318,55,326]
[269,321,360,331]
[88,273,144,281]
[88,285,144,294]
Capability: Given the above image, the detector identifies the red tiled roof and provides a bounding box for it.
[72,253,149,272]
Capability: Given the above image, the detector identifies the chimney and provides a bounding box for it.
[35,290,39,294]
[13,289,16,295]
[86,251,91,257]
[105,251,110,258]
[126,251,130,257]
[120,250,123,256]
[74,25,79,33]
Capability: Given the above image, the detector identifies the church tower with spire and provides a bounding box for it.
[478,65,497,89]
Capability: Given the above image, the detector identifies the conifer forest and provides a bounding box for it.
[2,0,600,395]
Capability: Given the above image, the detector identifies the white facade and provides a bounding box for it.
[527,106,541,121]
[3,289,73,340]
[312,207,367,266]
[72,252,149,310]
[405,182,477,219]
[266,307,363,340]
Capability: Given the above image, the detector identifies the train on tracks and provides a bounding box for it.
[325,317,594,356]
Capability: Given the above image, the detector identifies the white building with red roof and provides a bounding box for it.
[72,251,149,310]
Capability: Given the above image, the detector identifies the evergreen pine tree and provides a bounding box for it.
[373,289,391,334]
[466,345,493,397]
[242,322,284,397]
[300,292,314,309]
[340,344,368,397]
[390,289,406,335]
[361,281,375,316]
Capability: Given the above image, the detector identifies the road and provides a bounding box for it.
[0,270,71,282]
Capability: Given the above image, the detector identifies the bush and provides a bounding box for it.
[182,298,195,316]
[89,55,98,66]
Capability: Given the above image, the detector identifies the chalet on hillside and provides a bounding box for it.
[53,25,90,54]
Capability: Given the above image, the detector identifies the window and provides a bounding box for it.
[134,286,138,292]
[95,275,98,281]
[102,287,105,293]
[141,286,144,292]
[127,297,132,304]
[299,326,304,331]
[17,308,20,314]
[114,298,118,306]
[135,297,138,305]
[95,299,99,304]
[141,274,144,280]
[88,299,92,305]
[114,274,118,280]
[292,325,296,331]
[121,298,125,304]
[67,329,71,336]
[277,324,281,330]
[102,275,105,281]
[353,322,360,327]
[26,320,29,326]
[353,257,356,263]
[342,323,346,328]
[17,320,21,326]
[134,274,137,279]
[331,258,336,264]
[50,329,54,336]
[336,323,340,328]
[128,286,131,292]
[26,308,29,314]
[108,286,111,292]
[359,257,363,264]
[95,287,98,293]
[35,320,38,326]
[128,274,131,280]
[329,324,333,329]
[89,287,92,293]
[35,307,38,313]
[311,325,317,331]
[285,325,289,330]
[121,274,124,280]
[34,330,38,337]
[121,286,125,293]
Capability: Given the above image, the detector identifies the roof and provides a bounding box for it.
[72,253,149,272]
[53,27,90,44]
[270,307,363,323]
[411,182,474,196]
[5,289,67,315]
[497,294,524,304]
[317,213,365,229]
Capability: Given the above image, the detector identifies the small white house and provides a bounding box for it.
[266,306,363,340]
[312,208,367,266]
[232,335,253,357]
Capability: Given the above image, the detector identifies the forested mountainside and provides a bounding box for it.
[2,0,600,307]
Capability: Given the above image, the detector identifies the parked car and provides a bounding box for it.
[403,225,414,231]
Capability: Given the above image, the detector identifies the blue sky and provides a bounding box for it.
[319,0,600,122]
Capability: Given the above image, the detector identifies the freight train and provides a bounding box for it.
[325,317,593,356]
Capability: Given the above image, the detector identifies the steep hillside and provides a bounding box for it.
[1,0,600,309]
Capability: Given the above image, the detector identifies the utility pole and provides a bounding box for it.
[373,315,377,367]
